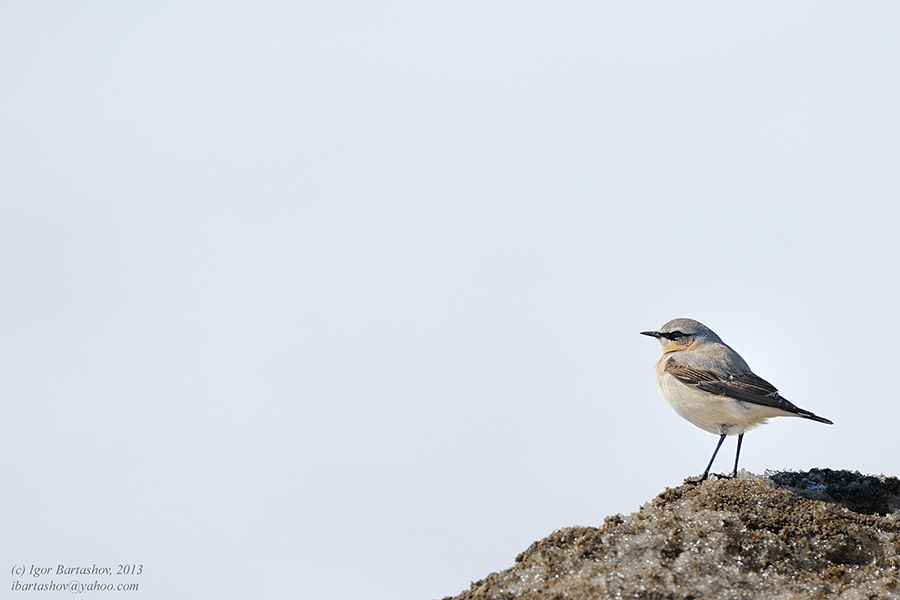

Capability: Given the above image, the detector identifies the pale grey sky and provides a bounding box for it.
[1,3,899,599]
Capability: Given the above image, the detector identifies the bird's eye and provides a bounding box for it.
[669,331,685,339]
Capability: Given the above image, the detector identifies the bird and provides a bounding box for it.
[641,318,832,481]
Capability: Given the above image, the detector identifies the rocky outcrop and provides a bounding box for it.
[445,470,900,599]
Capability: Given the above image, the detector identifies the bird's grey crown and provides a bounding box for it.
[657,318,723,343]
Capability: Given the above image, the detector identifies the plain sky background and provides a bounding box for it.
[2,3,899,599]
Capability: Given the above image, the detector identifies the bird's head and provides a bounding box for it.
[640,318,722,352]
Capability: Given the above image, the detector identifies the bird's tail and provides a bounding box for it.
[797,410,833,425]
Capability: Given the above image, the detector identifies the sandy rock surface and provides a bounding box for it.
[444,469,900,600]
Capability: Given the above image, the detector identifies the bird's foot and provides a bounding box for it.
[685,472,736,485]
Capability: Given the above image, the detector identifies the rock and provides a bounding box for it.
[444,469,900,600]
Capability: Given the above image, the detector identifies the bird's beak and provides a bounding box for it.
[640,330,661,338]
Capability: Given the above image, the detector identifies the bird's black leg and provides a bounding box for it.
[700,433,727,481]
[731,433,743,478]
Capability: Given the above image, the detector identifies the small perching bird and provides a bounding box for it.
[641,318,832,481]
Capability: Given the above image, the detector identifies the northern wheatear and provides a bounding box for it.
[641,318,832,481]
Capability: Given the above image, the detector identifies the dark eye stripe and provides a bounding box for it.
[662,331,688,340]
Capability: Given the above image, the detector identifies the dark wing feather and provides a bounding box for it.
[664,360,832,423]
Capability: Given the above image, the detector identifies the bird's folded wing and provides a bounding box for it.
[664,360,805,414]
